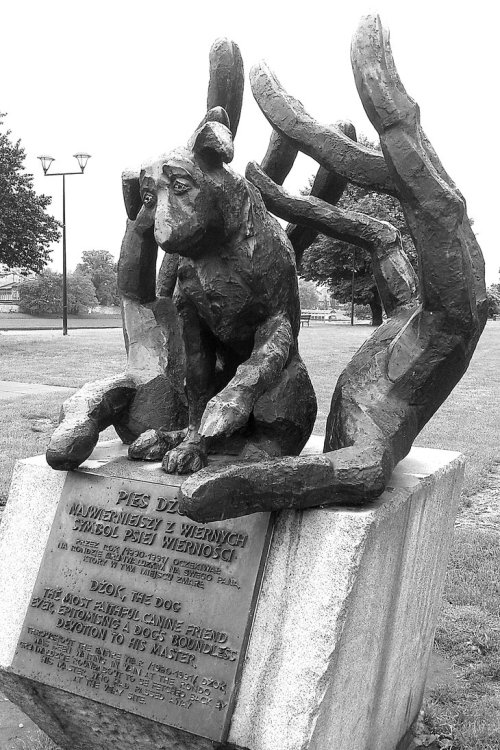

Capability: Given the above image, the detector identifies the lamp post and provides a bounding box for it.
[37,153,91,335]
[350,247,356,326]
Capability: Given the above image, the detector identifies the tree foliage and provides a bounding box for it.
[300,136,417,325]
[298,278,321,309]
[486,284,500,318]
[76,249,119,306]
[19,270,97,316]
[67,271,99,314]
[0,115,60,272]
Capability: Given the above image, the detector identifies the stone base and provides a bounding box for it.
[0,442,463,750]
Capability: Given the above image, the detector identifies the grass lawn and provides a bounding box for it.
[0,394,69,501]
[0,320,499,750]
[426,528,500,749]
[0,329,126,387]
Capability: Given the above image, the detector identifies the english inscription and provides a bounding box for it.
[12,471,273,742]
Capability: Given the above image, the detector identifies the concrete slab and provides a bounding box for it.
[0,442,464,750]
[0,690,53,750]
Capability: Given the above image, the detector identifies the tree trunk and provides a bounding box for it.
[369,288,383,326]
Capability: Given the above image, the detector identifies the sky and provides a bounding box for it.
[1,0,498,283]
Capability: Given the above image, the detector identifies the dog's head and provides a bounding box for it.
[123,108,250,259]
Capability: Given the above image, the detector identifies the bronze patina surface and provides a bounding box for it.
[45,18,487,523]
[11,456,272,743]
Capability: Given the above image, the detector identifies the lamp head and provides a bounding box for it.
[74,153,91,172]
[38,155,55,174]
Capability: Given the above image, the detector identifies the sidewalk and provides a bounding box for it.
[0,380,75,400]
[0,316,121,331]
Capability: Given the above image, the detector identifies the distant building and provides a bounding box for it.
[0,269,22,312]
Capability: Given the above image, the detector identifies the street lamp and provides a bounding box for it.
[37,153,91,335]
[350,247,356,326]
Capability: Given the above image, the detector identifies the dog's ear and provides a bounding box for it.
[193,121,234,167]
[122,170,141,220]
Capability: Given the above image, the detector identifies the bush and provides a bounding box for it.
[19,270,97,316]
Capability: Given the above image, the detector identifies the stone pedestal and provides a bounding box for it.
[0,441,463,750]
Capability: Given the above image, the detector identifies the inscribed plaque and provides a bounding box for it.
[11,469,273,742]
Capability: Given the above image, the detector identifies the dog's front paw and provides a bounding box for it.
[200,394,252,438]
[128,428,186,461]
[162,442,208,475]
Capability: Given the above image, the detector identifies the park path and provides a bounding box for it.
[0,380,74,401]
[0,316,121,331]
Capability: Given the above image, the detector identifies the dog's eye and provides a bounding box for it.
[172,179,191,195]
[142,192,155,207]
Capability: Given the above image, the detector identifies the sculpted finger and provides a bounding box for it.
[179,454,338,523]
[177,449,207,475]
[351,14,419,134]
[128,429,166,461]
[163,450,179,475]
[246,162,400,254]
[46,418,100,472]
[179,465,255,522]
[207,38,244,137]
[46,376,136,470]
[250,60,395,194]
[200,397,250,438]
[260,129,298,185]
[117,217,158,304]
[162,445,207,475]
[128,428,187,461]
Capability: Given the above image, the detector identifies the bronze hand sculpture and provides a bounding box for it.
[46,18,486,529]
[179,15,486,521]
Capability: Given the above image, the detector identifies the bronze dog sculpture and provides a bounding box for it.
[46,39,316,475]
[124,109,317,473]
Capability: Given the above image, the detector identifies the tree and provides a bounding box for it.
[300,137,417,326]
[486,284,500,318]
[19,270,61,315]
[76,250,119,306]
[298,278,321,309]
[19,269,97,316]
[0,115,60,272]
[67,271,99,314]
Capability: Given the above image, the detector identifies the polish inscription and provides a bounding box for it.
[12,471,273,742]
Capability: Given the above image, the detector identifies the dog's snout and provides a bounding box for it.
[154,209,173,247]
